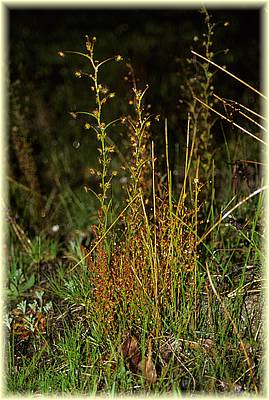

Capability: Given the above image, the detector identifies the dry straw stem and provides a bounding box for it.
[137,337,157,384]
[151,141,161,335]
[205,262,258,394]
[194,96,267,146]
[213,93,268,133]
[176,112,196,214]
[7,176,45,200]
[164,119,170,195]
[197,185,267,246]
[227,101,267,121]
[191,50,267,100]
[6,208,32,254]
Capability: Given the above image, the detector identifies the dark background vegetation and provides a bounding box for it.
[9,7,261,233]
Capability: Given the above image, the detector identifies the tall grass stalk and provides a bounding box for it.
[205,262,258,393]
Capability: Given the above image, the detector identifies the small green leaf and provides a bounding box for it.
[19,274,35,293]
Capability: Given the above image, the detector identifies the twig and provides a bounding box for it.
[191,50,267,100]
[194,96,267,145]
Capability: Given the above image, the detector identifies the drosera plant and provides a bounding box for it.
[121,71,161,240]
[60,31,204,343]
[6,9,265,394]
[58,30,264,391]
[59,36,123,236]
[179,8,238,228]
[181,8,219,180]
[43,20,268,393]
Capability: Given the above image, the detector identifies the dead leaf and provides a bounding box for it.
[187,338,214,354]
[188,341,198,350]
[120,332,139,359]
[120,332,141,371]
[138,338,157,384]
[138,357,157,384]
